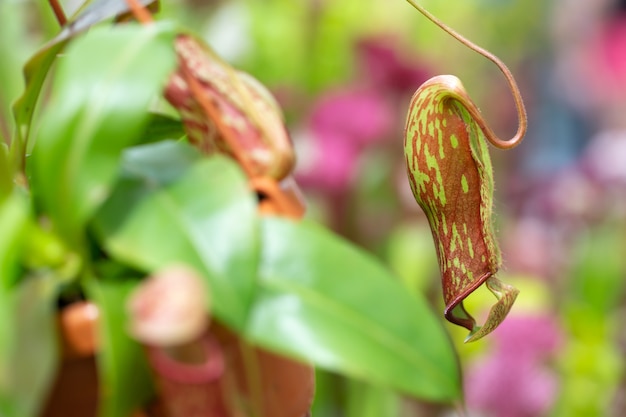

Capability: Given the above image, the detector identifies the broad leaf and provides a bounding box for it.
[138,113,185,145]
[93,142,259,330]
[247,217,461,402]
[345,381,400,417]
[12,40,65,153]
[12,0,158,150]
[30,22,177,247]
[0,276,59,417]
[87,278,154,417]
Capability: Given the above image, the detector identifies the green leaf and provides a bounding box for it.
[138,113,185,145]
[0,276,59,417]
[0,191,29,289]
[93,142,259,329]
[87,278,154,417]
[0,193,58,417]
[0,143,12,201]
[0,193,29,376]
[30,22,177,247]
[12,0,159,152]
[247,217,461,402]
[345,381,400,417]
[12,39,66,155]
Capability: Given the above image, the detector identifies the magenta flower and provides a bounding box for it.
[465,315,563,417]
[296,132,359,193]
[579,13,626,107]
[596,15,626,96]
[296,89,394,192]
[295,36,431,194]
[356,37,431,93]
[310,89,394,147]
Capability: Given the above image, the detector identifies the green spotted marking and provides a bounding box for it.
[450,133,459,149]
[424,143,446,205]
[449,223,463,253]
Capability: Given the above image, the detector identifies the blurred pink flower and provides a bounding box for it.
[296,36,430,194]
[310,89,394,147]
[296,132,359,193]
[356,37,431,93]
[465,315,563,417]
[296,89,394,192]
[598,15,626,93]
[582,14,626,107]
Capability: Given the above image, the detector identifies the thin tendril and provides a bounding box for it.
[49,0,67,26]
[405,0,527,149]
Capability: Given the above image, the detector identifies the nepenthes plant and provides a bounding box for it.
[0,0,530,415]
[403,0,528,341]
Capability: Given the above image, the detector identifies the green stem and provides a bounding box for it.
[8,128,26,187]
[404,0,527,149]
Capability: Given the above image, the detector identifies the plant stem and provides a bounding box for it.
[48,0,67,26]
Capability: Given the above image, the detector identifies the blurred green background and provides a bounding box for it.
[2,0,626,416]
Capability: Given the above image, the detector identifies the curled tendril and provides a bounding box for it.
[405,0,527,149]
